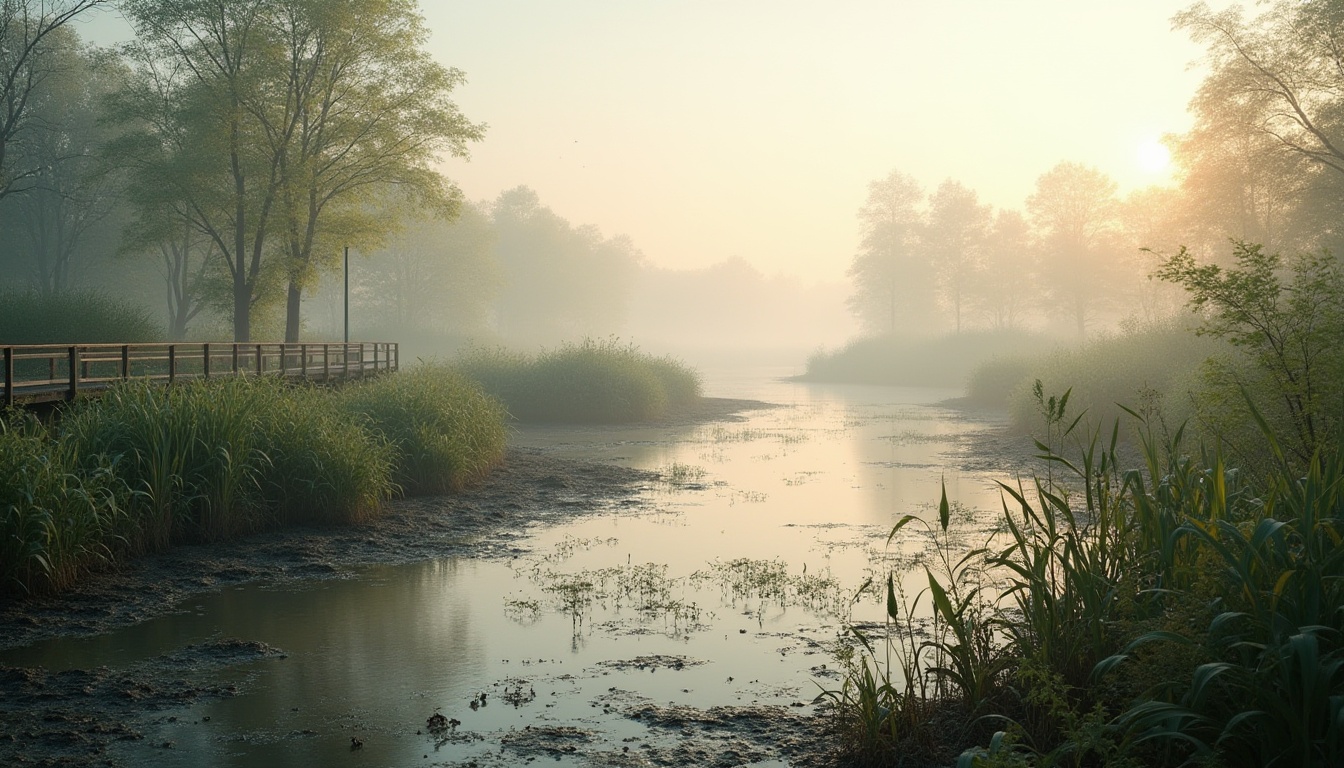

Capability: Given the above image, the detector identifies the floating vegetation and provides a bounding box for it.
[692,558,851,620]
[704,426,807,446]
[659,462,708,485]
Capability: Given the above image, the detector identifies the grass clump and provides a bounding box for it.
[340,364,507,494]
[0,291,160,344]
[455,338,702,423]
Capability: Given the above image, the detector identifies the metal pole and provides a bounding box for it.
[344,245,349,344]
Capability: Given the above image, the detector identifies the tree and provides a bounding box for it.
[846,170,927,334]
[0,0,105,202]
[266,0,483,342]
[491,186,640,344]
[1157,242,1344,463]
[116,0,288,342]
[0,31,128,294]
[1026,162,1120,336]
[356,200,500,335]
[924,179,990,333]
[974,209,1036,331]
[1177,1,1344,184]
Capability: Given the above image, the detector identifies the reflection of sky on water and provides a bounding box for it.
[1,371,1023,766]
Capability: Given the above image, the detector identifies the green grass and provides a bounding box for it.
[455,338,702,423]
[0,291,160,344]
[2,368,506,596]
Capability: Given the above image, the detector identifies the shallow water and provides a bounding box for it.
[2,369,1017,766]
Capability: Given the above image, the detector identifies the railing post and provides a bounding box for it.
[121,345,130,379]
[256,344,263,375]
[232,344,239,375]
[344,343,351,377]
[394,343,399,372]
[203,343,211,379]
[323,344,330,381]
[300,344,307,379]
[168,345,177,384]
[68,346,79,400]
[3,347,12,409]
[280,343,288,376]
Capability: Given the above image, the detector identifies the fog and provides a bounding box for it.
[1,0,1326,379]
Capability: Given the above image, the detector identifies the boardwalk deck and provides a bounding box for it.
[1,342,398,407]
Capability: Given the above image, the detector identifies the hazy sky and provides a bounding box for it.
[79,1,1230,282]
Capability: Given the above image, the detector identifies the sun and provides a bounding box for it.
[1137,138,1171,174]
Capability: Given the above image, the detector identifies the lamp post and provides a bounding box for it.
[343,245,349,344]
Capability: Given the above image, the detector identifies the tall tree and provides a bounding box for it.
[0,0,105,202]
[267,0,483,342]
[491,186,640,344]
[356,200,500,335]
[1177,1,1344,184]
[924,179,990,333]
[974,209,1035,331]
[117,0,287,342]
[846,170,927,335]
[1026,162,1120,337]
[0,32,128,294]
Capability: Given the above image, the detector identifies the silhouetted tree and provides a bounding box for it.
[846,169,927,334]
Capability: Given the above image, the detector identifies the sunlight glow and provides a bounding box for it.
[1137,138,1171,174]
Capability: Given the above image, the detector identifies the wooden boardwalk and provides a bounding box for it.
[2,342,398,407]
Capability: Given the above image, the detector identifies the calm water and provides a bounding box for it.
[2,368,1016,766]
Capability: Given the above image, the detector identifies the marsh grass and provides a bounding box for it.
[831,387,1344,768]
[339,365,507,494]
[3,368,506,596]
[455,338,702,423]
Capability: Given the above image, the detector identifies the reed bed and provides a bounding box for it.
[1,369,505,596]
[827,393,1344,768]
[455,338,702,423]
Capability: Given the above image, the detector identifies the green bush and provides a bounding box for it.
[0,291,160,344]
[455,338,703,423]
[340,365,508,494]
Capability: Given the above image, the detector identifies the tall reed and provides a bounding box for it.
[340,365,507,494]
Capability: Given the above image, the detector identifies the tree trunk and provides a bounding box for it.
[233,273,250,342]
[285,279,302,343]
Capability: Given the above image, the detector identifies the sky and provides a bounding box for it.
[78,0,1233,283]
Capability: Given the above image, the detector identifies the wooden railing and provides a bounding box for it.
[1,342,398,407]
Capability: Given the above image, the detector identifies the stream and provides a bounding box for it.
[1,368,1022,767]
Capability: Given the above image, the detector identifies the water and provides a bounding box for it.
[2,369,1016,766]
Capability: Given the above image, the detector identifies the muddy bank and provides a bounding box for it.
[1,640,284,767]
